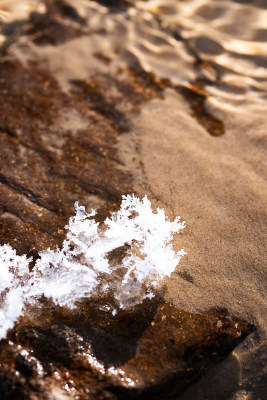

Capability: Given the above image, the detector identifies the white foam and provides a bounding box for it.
[0,195,185,339]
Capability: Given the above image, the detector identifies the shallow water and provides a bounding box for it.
[0,1,266,399]
[1,0,267,136]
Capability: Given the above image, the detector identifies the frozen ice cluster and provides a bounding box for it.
[0,195,185,339]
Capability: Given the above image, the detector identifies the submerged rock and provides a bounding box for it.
[0,299,253,400]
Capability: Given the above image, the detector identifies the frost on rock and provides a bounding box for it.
[0,245,31,339]
[0,195,186,339]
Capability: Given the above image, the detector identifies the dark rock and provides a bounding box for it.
[0,58,131,256]
[0,299,253,400]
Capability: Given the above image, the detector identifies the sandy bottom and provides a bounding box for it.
[1,0,267,398]
[119,88,267,399]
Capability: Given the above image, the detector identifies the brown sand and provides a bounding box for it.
[119,88,267,399]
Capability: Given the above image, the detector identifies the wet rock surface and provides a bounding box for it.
[0,299,253,400]
[0,1,257,399]
[0,56,132,256]
[0,51,167,257]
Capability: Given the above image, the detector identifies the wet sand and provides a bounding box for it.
[115,1,267,398]
[119,87,267,400]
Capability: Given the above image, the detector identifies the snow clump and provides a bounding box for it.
[0,195,186,339]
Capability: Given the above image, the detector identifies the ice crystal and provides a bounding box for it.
[0,195,186,339]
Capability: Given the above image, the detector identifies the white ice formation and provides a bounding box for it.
[0,195,186,340]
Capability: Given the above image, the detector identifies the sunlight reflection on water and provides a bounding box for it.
[0,0,43,22]
[24,0,266,119]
